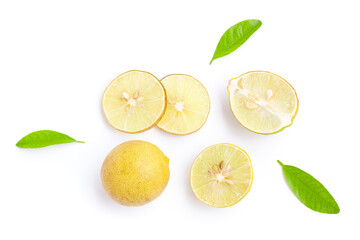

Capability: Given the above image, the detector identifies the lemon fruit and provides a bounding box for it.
[157,74,210,135]
[102,70,166,133]
[101,140,170,206]
[228,71,298,134]
[190,143,253,208]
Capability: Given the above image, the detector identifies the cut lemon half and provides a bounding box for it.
[102,70,166,133]
[228,71,298,134]
[190,143,253,208]
[157,74,210,135]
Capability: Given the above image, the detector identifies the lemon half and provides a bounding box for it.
[157,74,210,135]
[190,143,253,208]
[102,70,166,133]
[228,71,298,134]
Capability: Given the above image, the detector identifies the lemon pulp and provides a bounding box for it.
[190,143,253,208]
[157,74,210,135]
[228,71,298,134]
[102,70,166,133]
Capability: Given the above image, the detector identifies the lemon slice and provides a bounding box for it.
[157,74,210,135]
[228,71,298,134]
[190,143,253,208]
[102,70,166,133]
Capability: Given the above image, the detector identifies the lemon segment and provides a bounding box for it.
[102,70,166,133]
[190,143,253,208]
[228,71,298,134]
[157,74,210,135]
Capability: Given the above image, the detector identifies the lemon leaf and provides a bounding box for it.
[210,19,262,64]
[277,160,340,214]
[16,130,84,148]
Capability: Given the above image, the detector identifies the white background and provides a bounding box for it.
[1,0,359,239]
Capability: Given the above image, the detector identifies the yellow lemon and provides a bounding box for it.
[157,74,210,135]
[228,71,299,134]
[101,140,170,206]
[190,143,253,208]
[102,70,166,133]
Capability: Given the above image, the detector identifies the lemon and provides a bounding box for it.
[157,74,210,135]
[190,143,253,208]
[102,70,166,133]
[228,71,298,134]
[101,140,170,206]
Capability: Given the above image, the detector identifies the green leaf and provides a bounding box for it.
[210,19,262,64]
[277,160,340,214]
[16,130,84,148]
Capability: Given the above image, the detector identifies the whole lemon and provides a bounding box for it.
[101,140,170,206]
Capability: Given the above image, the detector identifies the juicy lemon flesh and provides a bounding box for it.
[228,71,298,134]
[191,143,253,208]
[103,70,166,133]
[157,75,210,135]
